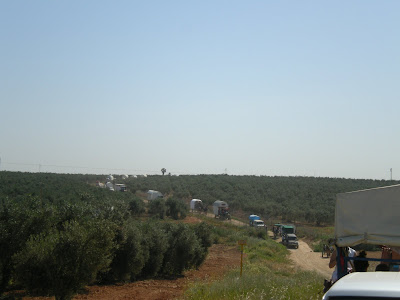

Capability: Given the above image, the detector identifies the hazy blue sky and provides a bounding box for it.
[1,1,399,179]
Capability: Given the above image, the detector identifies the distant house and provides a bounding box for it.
[147,190,163,201]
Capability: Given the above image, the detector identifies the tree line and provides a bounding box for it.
[123,174,398,225]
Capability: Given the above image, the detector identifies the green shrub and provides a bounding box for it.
[0,196,56,294]
[105,220,146,282]
[13,219,115,300]
[160,223,203,276]
[148,198,166,219]
[191,222,213,268]
[128,196,145,216]
[139,221,169,278]
[166,197,188,220]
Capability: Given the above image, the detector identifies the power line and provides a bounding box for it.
[1,161,198,175]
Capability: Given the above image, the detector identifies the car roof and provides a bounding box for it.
[323,272,400,299]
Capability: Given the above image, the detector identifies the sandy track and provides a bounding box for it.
[267,230,332,279]
[203,212,333,279]
[287,240,332,279]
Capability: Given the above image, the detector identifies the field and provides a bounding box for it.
[0,172,395,299]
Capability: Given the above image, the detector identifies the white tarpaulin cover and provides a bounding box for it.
[335,184,400,247]
[190,199,202,210]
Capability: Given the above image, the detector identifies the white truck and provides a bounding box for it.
[114,184,127,192]
[213,200,230,220]
[323,184,400,299]
[190,199,205,212]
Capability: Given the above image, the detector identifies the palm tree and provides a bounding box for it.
[161,168,166,175]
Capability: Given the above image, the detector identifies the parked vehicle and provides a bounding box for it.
[190,199,207,213]
[252,220,266,229]
[106,181,114,191]
[249,215,265,229]
[213,200,230,220]
[323,184,400,298]
[281,225,295,235]
[114,183,127,192]
[147,190,163,200]
[281,225,297,248]
[323,272,400,300]
[282,233,298,248]
[249,214,260,225]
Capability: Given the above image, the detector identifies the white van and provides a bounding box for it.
[322,272,400,299]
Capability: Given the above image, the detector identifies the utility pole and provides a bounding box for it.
[390,168,393,181]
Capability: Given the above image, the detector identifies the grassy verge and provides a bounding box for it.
[183,217,324,299]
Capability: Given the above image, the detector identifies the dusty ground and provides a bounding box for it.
[266,230,333,279]
[287,240,332,279]
[204,212,247,227]
[281,236,382,279]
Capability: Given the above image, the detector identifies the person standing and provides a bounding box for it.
[329,244,357,283]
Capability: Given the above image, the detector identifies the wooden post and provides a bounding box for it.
[238,240,247,277]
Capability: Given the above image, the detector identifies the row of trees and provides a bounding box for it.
[123,174,398,225]
[2,171,397,226]
[0,172,211,300]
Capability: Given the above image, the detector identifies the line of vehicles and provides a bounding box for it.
[191,199,298,249]
[272,223,298,249]
[98,185,298,249]
[99,178,400,298]
[190,199,231,220]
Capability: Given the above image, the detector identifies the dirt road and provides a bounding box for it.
[205,212,247,227]
[287,240,332,279]
[268,229,332,279]
[205,212,332,279]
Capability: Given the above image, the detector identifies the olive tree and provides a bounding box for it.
[105,220,146,282]
[166,197,188,220]
[160,223,202,276]
[13,219,116,300]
